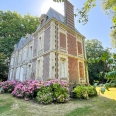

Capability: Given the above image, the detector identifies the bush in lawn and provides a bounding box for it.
[36,85,53,104]
[72,85,97,99]
[12,80,43,100]
[0,80,20,93]
[36,79,69,104]
[51,80,69,103]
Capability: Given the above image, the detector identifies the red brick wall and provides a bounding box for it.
[77,42,82,54]
[33,35,38,57]
[43,53,50,80]
[32,59,37,80]
[44,25,50,52]
[60,32,66,49]
[68,57,78,82]
[67,34,77,56]
[79,62,84,78]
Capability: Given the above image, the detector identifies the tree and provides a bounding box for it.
[101,0,116,47]
[85,39,109,84]
[0,10,40,80]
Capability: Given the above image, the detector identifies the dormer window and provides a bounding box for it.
[41,19,44,25]
[40,14,47,25]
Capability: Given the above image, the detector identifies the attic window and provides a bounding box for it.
[41,19,44,25]
[40,14,47,25]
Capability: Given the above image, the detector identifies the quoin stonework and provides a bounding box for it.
[8,0,89,84]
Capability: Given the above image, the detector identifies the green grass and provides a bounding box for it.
[0,102,12,114]
[65,106,93,116]
[0,88,116,116]
[0,95,13,114]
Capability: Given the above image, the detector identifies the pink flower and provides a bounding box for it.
[24,98,29,101]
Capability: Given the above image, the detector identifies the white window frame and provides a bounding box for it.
[60,58,66,78]
[38,37,42,51]
[29,46,33,58]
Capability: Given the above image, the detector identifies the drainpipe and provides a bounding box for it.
[55,22,59,79]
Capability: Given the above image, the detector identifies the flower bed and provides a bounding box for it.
[0,79,69,104]
[12,80,43,100]
[0,80,20,93]
[0,79,97,104]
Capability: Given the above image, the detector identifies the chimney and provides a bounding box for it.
[64,0,74,29]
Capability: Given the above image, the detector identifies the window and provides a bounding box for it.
[60,32,66,50]
[41,19,44,25]
[18,52,22,64]
[20,52,22,63]
[27,64,31,79]
[77,41,82,54]
[23,50,25,61]
[79,62,84,78]
[60,58,66,78]
[38,37,42,51]
[10,57,14,67]
[37,60,41,79]
[29,46,32,58]
[9,69,13,80]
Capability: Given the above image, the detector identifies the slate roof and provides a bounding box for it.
[16,34,32,50]
[16,7,81,50]
[36,7,80,33]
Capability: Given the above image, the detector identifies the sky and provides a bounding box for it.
[0,0,113,50]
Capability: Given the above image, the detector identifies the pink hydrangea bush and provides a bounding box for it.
[0,80,20,93]
[12,80,43,100]
[36,79,69,104]
[0,79,69,103]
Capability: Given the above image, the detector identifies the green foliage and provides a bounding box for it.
[86,39,109,84]
[36,81,69,104]
[101,0,116,47]
[0,10,39,80]
[76,0,96,25]
[0,53,8,81]
[36,86,53,104]
[52,83,69,103]
[92,50,116,93]
[72,85,97,99]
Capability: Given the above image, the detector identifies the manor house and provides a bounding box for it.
[8,0,89,84]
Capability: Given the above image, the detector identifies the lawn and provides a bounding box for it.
[0,88,116,116]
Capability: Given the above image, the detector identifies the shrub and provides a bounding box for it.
[0,79,69,103]
[72,85,97,99]
[36,86,53,104]
[52,82,69,103]
[36,79,69,104]
[0,80,20,93]
[12,80,43,100]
